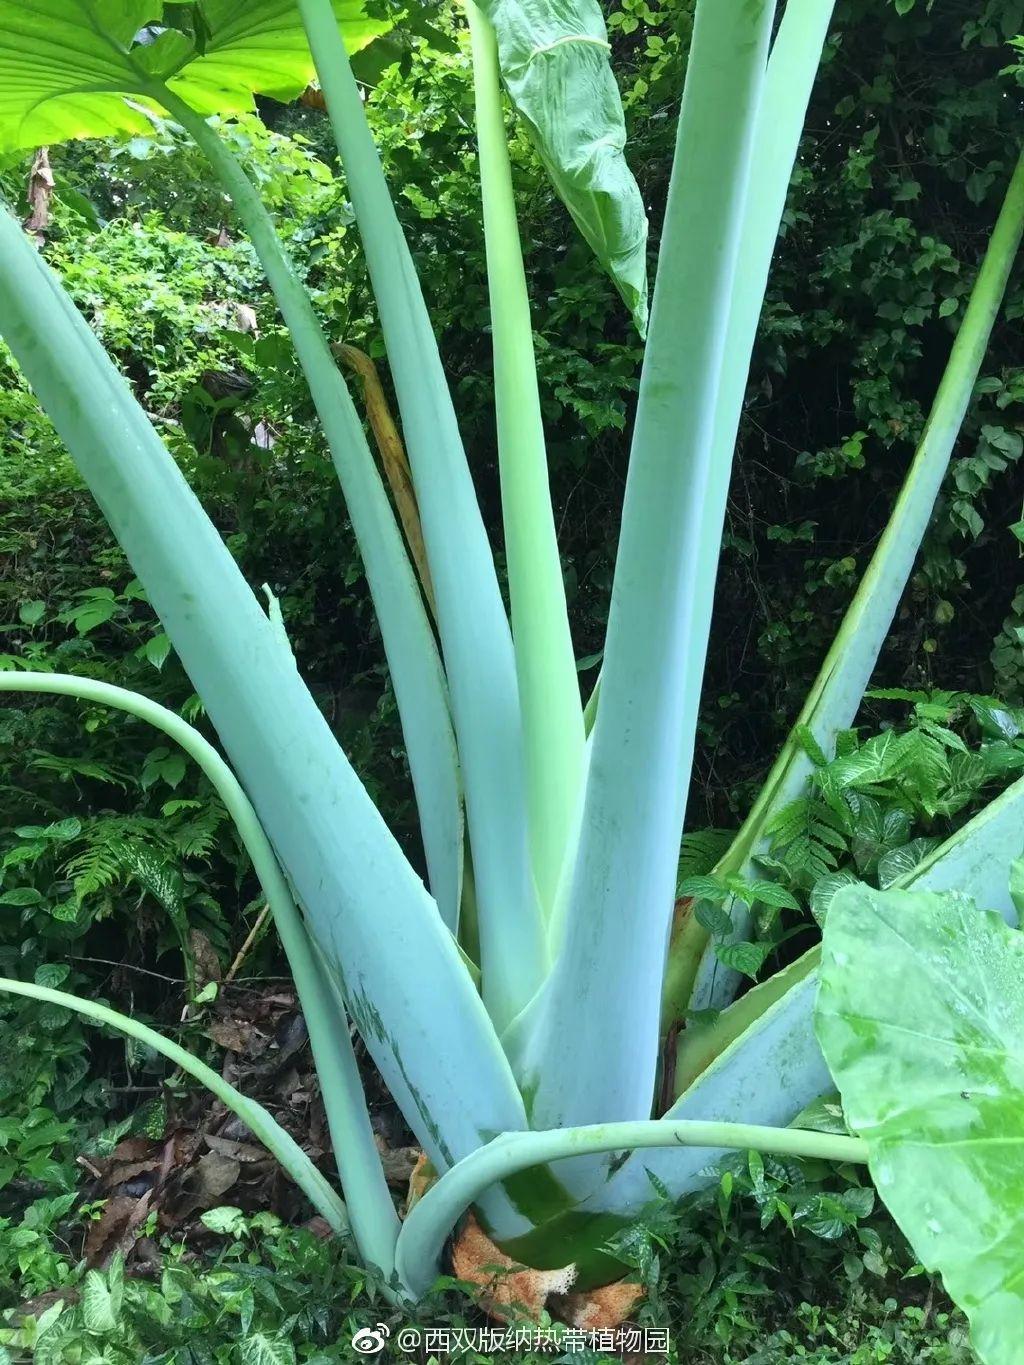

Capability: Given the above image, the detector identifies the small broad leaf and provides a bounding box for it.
[0,887,45,907]
[141,631,173,669]
[809,869,858,926]
[67,597,118,635]
[715,939,772,979]
[816,883,1024,1365]
[791,1096,850,1136]
[40,817,84,842]
[474,0,648,332]
[18,599,45,625]
[876,836,938,888]
[81,1268,118,1333]
[201,1205,248,1236]
[240,1334,296,1365]
[34,963,71,988]
[141,746,187,790]
[969,695,1024,741]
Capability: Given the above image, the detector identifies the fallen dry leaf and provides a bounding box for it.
[204,1134,268,1165]
[206,1017,250,1052]
[84,1194,146,1266]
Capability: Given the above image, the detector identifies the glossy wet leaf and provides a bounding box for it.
[474,0,648,331]
[816,883,1024,1365]
[0,0,385,152]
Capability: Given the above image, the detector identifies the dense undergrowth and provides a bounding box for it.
[1,0,1023,1358]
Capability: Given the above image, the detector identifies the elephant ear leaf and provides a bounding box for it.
[473,0,649,334]
[0,0,387,153]
[815,882,1024,1365]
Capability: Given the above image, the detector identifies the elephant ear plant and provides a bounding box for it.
[1,0,1024,1330]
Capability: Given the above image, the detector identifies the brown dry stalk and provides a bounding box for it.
[334,342,437,616]
[23,147,54,245]
[225,903,272,984]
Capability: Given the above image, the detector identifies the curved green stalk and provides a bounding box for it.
[520,0,776,1148]
[667,144,1024,1019]
[467,1,584,916]
[395,1118,866,1296]
[0,670,398,1275]
[0,976,348,1234]
[295,0,546,1032]
[158,88,463,938]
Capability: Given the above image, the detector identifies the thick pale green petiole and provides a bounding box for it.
[467,1,585,918]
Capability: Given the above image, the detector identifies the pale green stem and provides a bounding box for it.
[395,1119,867,1295]
[295,0,546,1032]
[665,144,1024,1021]
[467,2,584,917]
[0,976,348,1234]
[0,672,398,1275]
[519,0,777,1141]
[157,88,463,938]
[0,208,530,1238]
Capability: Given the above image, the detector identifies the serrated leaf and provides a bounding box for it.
[744,880,800,911]
[677,828,734,880]
[695,900,733,940]
[715,939,772,979]
[794,723,828,767]
[678,874,729,903]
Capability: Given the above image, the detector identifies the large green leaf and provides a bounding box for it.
[473,0,648,332]
[0,0,385,152]
[816,884,1024,1365]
